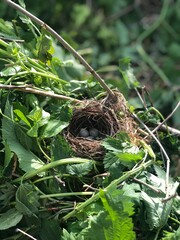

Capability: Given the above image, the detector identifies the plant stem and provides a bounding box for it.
[133,113,171,198]
[62,159,153,221]
[3,0,114,97]
[39,192,94,199]
[0,84,82,103]
[12,158,91,183]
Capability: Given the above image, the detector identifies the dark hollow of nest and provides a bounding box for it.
[64,92,140,160]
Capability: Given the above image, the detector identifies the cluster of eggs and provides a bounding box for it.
[79,127,99,139]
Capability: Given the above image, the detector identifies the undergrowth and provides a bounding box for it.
[0,1,179,240]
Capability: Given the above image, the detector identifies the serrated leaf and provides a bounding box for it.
[99,189,135,240]
[0,208,23,230]
[116,151,143,168]
[102,132,130,152]
[66,162,93,177]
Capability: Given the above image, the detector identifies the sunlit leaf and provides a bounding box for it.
[2,100,44,172]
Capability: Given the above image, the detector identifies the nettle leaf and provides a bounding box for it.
[103,133,143,168]
[0,208,23,230]
[102,132,130,152]
[16,183,40,217]
[119,57,140,89]
[99,189,135,240]
[2,100,44,172]
[116,151,143,168]
[66,162,93,177]
[141,191,173,230]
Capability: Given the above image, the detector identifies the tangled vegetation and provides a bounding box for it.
[0,1,179,240]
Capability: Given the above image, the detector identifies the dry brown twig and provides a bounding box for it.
[0,84,82,103]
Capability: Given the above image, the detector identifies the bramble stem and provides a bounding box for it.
[3,0,114,97]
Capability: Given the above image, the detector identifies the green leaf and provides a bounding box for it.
[62,229,76,240]
[16,183,40,217]
[119,58,140,89]
[0,65,21,76]
[51,135,72,160]
[39,219,62,240]
[141,191,173,230]
[162,227,180,240]
[2,100,44,172]
[99,189,135,240]
[14,109,31,127]
[102,132,130,152]
[66,162,93,177]
[116,151,143,168]
[0,208,23,230]
[40,119,69,138]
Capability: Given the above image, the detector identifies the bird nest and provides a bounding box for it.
[64,91,141,159]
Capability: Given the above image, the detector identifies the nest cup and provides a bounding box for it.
[64,100,121,159]
[64,91,140,159]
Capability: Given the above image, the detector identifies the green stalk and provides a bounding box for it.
[39,192,94,199]
[62,159,153,221]
[12,158,91,183]
[5,70,66,83]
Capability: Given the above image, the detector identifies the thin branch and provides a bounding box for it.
[133,177,162,194]
[3,0,114,97]
[16,228,37,240]
[159,125,180,136]
[152,101,180,134]
[0,84,82,103]
[133,113,170,198]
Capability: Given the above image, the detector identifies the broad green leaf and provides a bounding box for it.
[39,219,62,240]
[2,100,44,172]
[3,140,13,170]
[15,124,34,150]
[40,119,69,138]
[16,183,40,216]
[141,191,173,230]
[0,208,23,230]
